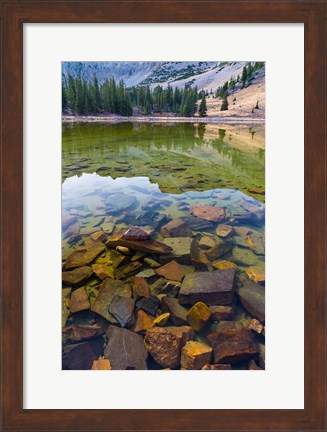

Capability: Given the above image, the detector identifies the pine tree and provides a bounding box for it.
[62,82,68,111]
[255,100,259,109]
[241,66,248,87]
[67,73,76,111]
[198,94,207,117]
[220,96,228,111]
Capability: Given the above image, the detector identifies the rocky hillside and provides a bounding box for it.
[62,61,261,92]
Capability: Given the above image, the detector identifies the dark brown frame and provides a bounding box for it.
[1,1,326,431]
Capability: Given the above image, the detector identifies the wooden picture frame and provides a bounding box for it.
[1,1,326,430]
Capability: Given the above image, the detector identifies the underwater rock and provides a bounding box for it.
[108,295,135,327]
[181,341,213,370]
[179,269,235,306]
[104,326,148,370]
[202,363,232,370]
[129,309,154,333]
[62,266,93,286]
[91,279,132,322]
[209,305,234,321]
[121,226,150,241]
[160,219,192,238]
[91,263,114,280]
[131,276,150,299]
[91,230,107,243]
[105,194,137,214]
[101,216,115,235]
[62,323,104,344]
[216,224,233,238]
[91,358,112,370]
[199,235,217,250]
[62,215,77,230]
[205,238,234,261]
[181,215,214,231]
[143,257,161,268]
[245,267,265,284]
[208,328,258,364]
[162,297,189,326]
[136,295,161,316]
[232,247,260,266]
[116,246,131,255]
[162,237,193,264]
[115,261,143,279]
[80,226,100,236]
[110,249,130,269]
[212,260,237,270]
[135,268,157,279]
[236,275,265,323]
[69,287,90,313]
[107,230,172,255]
[63,222,80,239]
[144,326,194,368]
[62,338,104,370]
[64,241,106,270]
[248,318,264,334]
[186,302,211,331]
[153,313,170,327]
[190,240,211,270]
[191,205,226,222]
[155,260,189,282]
[149,278,181,297]
[245,232,265,255]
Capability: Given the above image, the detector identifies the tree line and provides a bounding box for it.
[62,74,203,117]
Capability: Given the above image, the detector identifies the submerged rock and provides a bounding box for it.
[181,341,213,370]
[162,297,189,326]
[236,275,265,323]
[209,305,234,321]
[91,358,112,370]
[62,215,77,230]
[63,338,104,370]
[160,219,192,238]
[232,247,260,266]
[245,232,265,255]
[91,279,131,322]
[212,260,237,270]
[179,269,235,306]
[191,205,225,222]
[63,323,104,343]
[69,287,90,313]
[149,278,181,297]
[129,309,154,333]
[136,295,161,316]
[153,312,170,327]
[131,276,150,299]
[162,237,193,264]
[202,363,232,370]
[208,328,258,364]
[104,326,148,370]
[106,194,137,213]
[115,261,143,279]
[155,260,189,282]
[107,230,172,255]
[216,224,233,238]
[248,318,264,334]
[64,241,106,270]
[121,226,150,241]
[62,266,93,286]
[245,267,265,284]
[181,215,214,231]
[144,326,194,368]
[92,263,114,280]
[90,230,107,243]
[108,295,135,327]
[205,238,234,261]
[186,302,211,331]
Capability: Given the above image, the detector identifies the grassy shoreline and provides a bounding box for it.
[62,115,265,124]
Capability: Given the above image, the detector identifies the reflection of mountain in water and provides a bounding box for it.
[62,123,265,201]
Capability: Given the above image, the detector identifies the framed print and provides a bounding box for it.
[1,1,326,431]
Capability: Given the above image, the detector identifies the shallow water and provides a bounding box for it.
[62,122,265,370]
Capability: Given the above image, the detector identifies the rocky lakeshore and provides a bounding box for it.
[62,190,265,371]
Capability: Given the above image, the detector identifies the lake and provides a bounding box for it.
[62,122,265,370]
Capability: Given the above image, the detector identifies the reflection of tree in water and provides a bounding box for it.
[197,124,206,141]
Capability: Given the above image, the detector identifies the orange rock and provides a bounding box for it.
[91,230,107,242]
[155,260,189,282]
[181,341,213,370]
[69,287,90,313]
[248,318,264,334]
[215,224,233,238]
[245,267,265,284]
[132,276,150,299]
[186,302,211,331]
[191,205,225,222]
[92,263,114,280]
[130,310,154,333]
[212,260,237,270]
[91,359,112,370]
